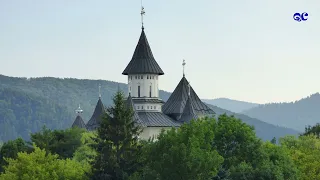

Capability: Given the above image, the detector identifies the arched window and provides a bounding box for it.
[138,86,140,97]
[147,76,149,79]
[151,106,153,109]
[141,75,143,79]
[154,106,156,109]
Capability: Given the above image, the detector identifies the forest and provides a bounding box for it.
[0,91,319,180]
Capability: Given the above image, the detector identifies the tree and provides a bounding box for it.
[90,91,142,180]
[131,117,224,180]
[0,138,32,173]
[30,126,85,159]
[213,114,298,180]
[303,123,320,138]
[0,144,89,180]
[73,131,97,164]
[280,135,320,180]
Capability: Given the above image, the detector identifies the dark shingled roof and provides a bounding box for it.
[179,96,198,123]
[132,98,165,104]
[72,115,87,129]
[122,28,164,75]
[86,98,106,131]
[162,76,215,120]
[137,112,181,127]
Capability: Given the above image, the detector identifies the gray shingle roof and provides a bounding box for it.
[86,98,106,131]
[72,115,87,129]
[162,76,215,120]
[179,96,198,123]
[122,28,164,75]
[132,98,165,104]
[137,112,181,127]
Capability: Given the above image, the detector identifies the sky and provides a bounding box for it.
[0,0,319,104]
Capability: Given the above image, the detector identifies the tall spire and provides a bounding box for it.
[98,84,101,98]
[140,0,145,29]
[182,59,186,77]
[75,104,83,114]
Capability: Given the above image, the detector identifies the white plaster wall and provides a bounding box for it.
[139,127,172,140]
[134,103,162,112]
[128,74,159,98]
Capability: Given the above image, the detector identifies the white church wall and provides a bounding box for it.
[128,74,159,98]
[139,127,172,140]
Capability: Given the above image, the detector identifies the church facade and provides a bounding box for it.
[72,26,215,140]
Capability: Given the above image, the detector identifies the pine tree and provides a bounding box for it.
[90,91,142,180]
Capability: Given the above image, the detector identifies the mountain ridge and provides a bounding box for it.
[0,74,299,141]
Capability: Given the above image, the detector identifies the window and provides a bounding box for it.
[151,106,153,109]
[138,86,140,97]
[149,85,152,97]
[137,106,140,109]
[154,106,156,109]
[147,76,149,79]
[141,75,143,79]
[129,86,131,92]
[135,76,137,79]
[142,106,144,109]
[138,76,140,79]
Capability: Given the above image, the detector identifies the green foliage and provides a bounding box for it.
[0,144,89,180]
[304,123,320,138]
[73,131,97,164]
[0,138,32,173]
[30,126,85,159]
[131,117,224,180]
[90,91,142,180]
[213,114,298,180]
[280,135,320,180]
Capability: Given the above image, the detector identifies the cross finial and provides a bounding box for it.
[75,104,83,114]
[98,84,101,98]
[140,1,145,29]
[182,59,186,77]
[188,82,191,96]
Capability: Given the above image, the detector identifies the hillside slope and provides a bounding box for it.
[242,93,320,131]
[202,98,259,113]
[0,74,299,141]
[0,88,72,141]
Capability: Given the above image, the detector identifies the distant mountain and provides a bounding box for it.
[202,98,259,113]
[242,93,320,131]
[205,104,299,141]
[0,74,299,141]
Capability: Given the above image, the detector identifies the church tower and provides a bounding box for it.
[122,7,165,113]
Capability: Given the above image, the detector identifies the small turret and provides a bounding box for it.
[71,104,86,129]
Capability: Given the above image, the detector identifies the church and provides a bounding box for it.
[71,9,215,139]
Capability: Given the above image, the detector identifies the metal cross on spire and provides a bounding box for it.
[140,0,145,29]
[98,84,101,98]
[182,59,186,77]
[75,104,83,114]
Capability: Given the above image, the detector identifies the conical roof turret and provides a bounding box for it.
[122,28,164,75]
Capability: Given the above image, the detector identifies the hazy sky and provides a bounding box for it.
[0,0,319,104]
